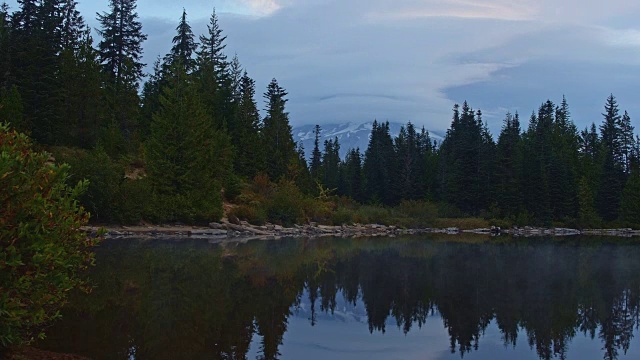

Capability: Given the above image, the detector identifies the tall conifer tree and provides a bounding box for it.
[262,78,296,180]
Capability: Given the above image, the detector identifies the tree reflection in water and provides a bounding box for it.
[36,236,640,360]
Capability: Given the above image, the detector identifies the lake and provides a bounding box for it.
[36,235,640,360]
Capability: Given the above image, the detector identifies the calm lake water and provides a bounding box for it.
[36,235,640,360]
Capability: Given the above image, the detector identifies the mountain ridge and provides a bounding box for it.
[293,121,444,160]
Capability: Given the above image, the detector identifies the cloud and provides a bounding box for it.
[7,0,638,133]
[238,0,283,16]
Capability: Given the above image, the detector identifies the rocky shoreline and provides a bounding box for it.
[82,221,640,241]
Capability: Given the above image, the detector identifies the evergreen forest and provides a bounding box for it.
[1,0,640,228]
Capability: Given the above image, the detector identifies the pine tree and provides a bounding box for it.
[339,148,364,202]
[0,85,24,131]
[11,0,67,144]
[620,171,640,227]
[394,122,420,201]
[168,9,197,72]
[262,78,296,180]
[597,94,625,221]
[310,125,322,180]
[233,71,263,178]
[321,137,340,191]
[196,8,230,130]
[549,96,579,220]
[197,8,227,75]
[417,126,437,200]
[96,0,147,136]
[495,112,522,217]
[438,102,489,215]
[0,3,11,88]
[229,54,243,103]
[97,0,146,87]
[363,120,395,205]
[146,65,231,222]
[619,111,635,174]
[58,27,104,148]
[60,0,84,51]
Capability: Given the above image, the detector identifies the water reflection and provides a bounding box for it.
[36,236,640,360]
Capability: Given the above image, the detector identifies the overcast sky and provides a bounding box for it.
[7,0,640,133]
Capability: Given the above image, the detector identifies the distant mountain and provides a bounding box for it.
[293,121,444,160]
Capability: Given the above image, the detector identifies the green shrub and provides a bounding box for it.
[54,147,124,223]
[331,207,354,226]
[116,178,152,224]
[394,200,438,228]
[265,181,305,226]
[0,123,99,347]
[229,204,267,226]
[353,205,391,225]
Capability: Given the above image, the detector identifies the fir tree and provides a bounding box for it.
[0,3,11,88]
[96,0,147,136]
[96,0,146,87]
[262,78,296,180]
[394,122,420,201]
[146,65,231,222]
[310,124,322,181]
[0,85,24,131]
[58,27,104,147]
[168,9,197,71]
[597,94,625,221]
[363,120,395,205]
[196,8,231,130]
[339,148,364,202]
[619,111,635,174]
[233,71,263,178]
[495,112,522,217]
[321,137,340,191]
[620,171,640,227]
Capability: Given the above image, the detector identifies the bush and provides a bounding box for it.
[353,205,391,225]
[53,147,124,223]
[0,123,99,347]
[229,204,267,226]
[331,207,354,226]
[264,181,305,226]
[394,200,438,228]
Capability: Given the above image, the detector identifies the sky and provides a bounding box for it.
[6,0,640,134]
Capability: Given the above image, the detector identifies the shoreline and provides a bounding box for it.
[82,221,640,241]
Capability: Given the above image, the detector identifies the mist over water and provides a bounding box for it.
[37,236,640,360]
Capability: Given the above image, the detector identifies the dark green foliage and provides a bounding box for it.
[394,122,421,201]
[438,103,494,215]
[168,9,197,71]
[339,148,364,202]
[363,120,396,205]
[55,147,124,223]
[597,95,625,221]
[0,3,11,88]
[577,177,600,228]
[145,66,231,223]
[321,137,340,191]
[0,86,25,132]
[262,78,296,180]
[495,112,522,217]
[310,124,322,180]
[58,28,104,148]
[0,123,98,346]
[196,8,232,131]
[96,0,147,135]
[620,172,640,228]
[232,72,263,178]
[264,181,306,226]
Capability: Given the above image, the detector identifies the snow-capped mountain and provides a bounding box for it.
[293,122,444,160]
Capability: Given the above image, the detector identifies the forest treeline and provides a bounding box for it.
[1,0,639,227]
